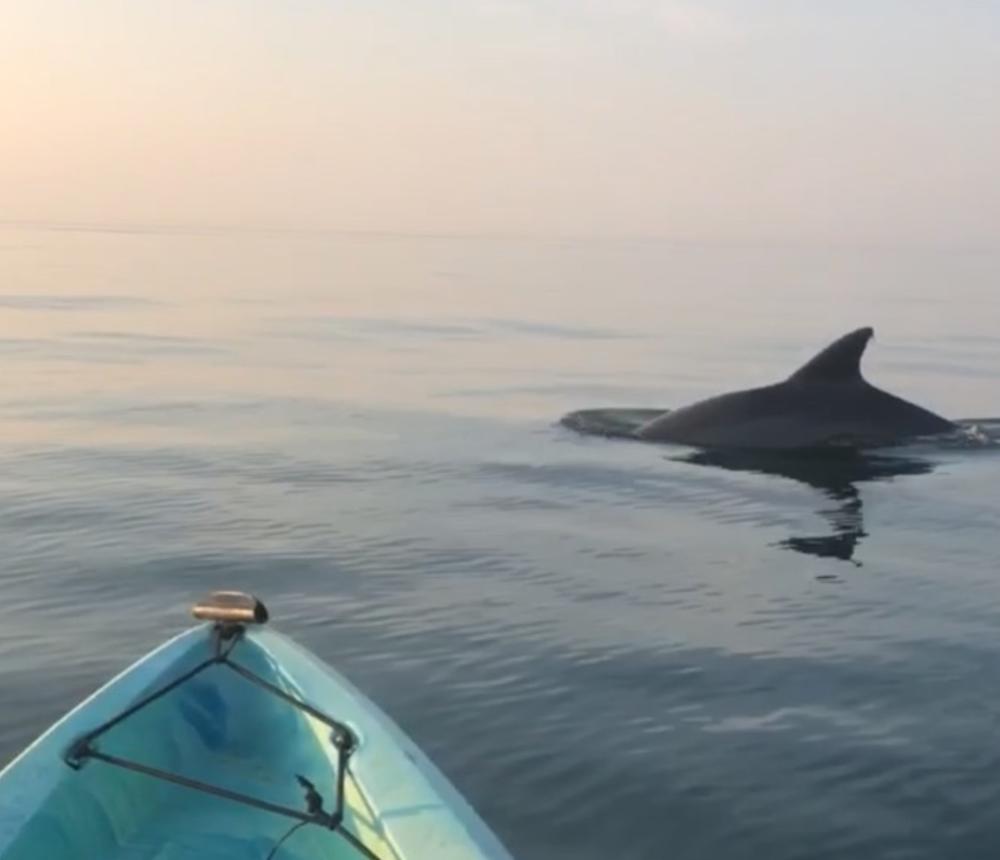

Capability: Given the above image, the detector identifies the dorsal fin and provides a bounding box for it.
[788,327,873,383]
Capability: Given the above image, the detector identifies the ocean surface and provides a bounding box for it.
[1,225,999,859]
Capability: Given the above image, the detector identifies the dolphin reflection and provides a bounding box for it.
[676,449,936,566]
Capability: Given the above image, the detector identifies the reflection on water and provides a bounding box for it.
[561,408,1000,568]
[677,450,936,567]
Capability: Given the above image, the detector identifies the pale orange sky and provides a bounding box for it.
[3,1,999,245]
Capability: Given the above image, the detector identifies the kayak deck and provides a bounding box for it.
[85,800,326,860]
[0,619,511,860]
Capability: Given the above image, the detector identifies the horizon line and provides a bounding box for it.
[0,218,995,255]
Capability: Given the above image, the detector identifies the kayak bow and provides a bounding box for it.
[0,592,514,860]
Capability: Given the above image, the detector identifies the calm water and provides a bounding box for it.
[2,226,1000,859]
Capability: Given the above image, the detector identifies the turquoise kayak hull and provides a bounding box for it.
[0,624,514,860]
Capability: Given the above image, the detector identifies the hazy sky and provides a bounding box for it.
[4,1,998,245]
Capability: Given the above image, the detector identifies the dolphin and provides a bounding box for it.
[636,327,955,450]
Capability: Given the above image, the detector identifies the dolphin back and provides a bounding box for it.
[636,327,955,450]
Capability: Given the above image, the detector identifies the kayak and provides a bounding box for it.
[0,592,514,860]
